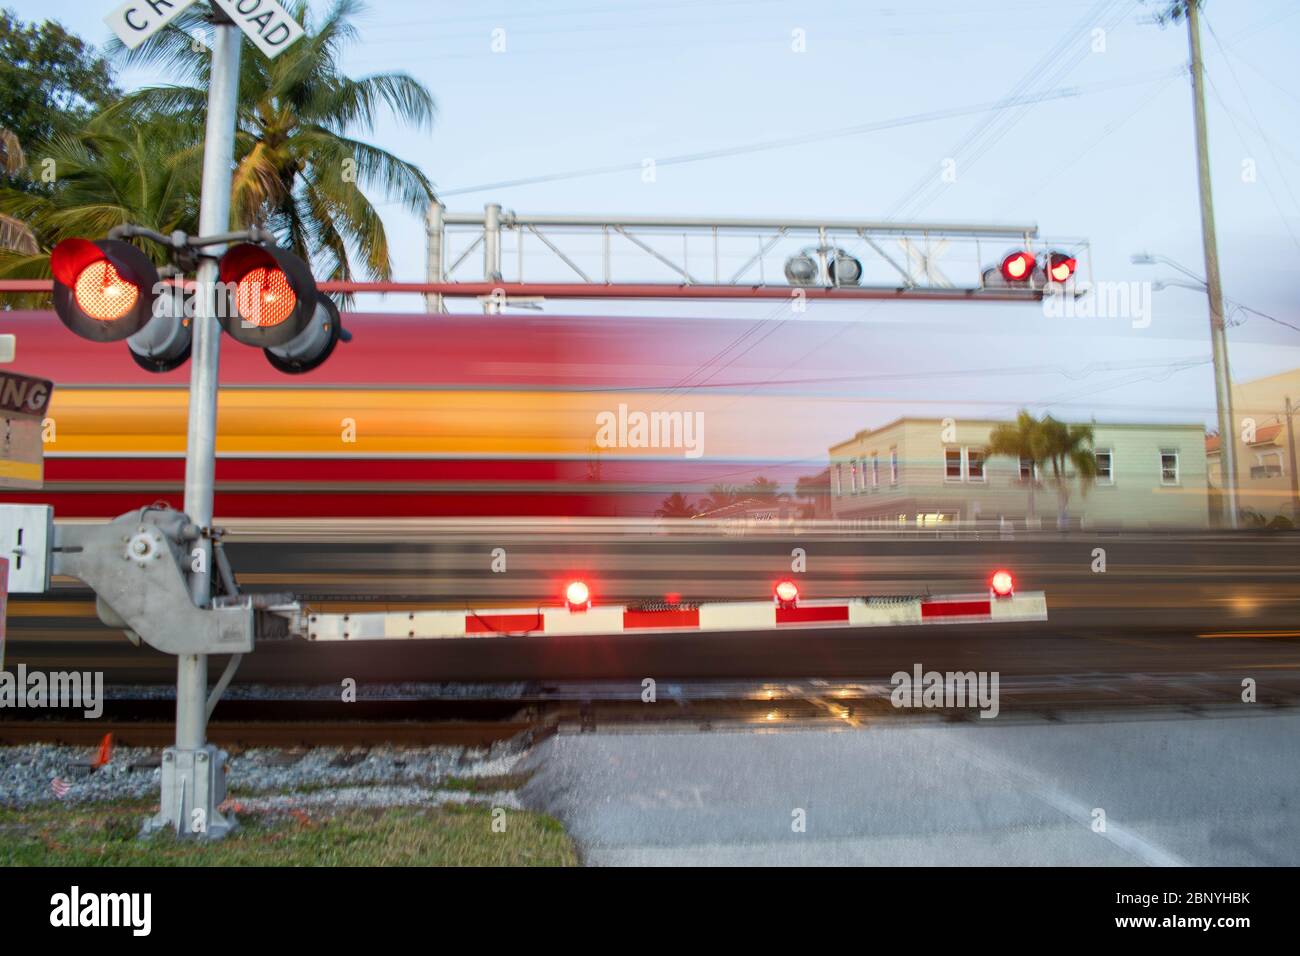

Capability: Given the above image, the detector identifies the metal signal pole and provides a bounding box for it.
[1184,0,1239,528]
[145,7,243,839]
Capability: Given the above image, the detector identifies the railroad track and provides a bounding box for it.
[3,672,1298,746]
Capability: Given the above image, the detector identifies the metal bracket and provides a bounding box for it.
[51,509,255,655]
[0,504,53,593]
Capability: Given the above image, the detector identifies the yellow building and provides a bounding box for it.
[830,417,1210,530]
[1206,368,1300,526]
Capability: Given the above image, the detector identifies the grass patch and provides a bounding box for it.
[0,800,577,867]
[438,772,532,793]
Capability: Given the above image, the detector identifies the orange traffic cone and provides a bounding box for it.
[90,733,113,769]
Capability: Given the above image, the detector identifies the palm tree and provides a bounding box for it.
[746,476,786,502]
[0,127,37,254]
[988,411,1096,528]
[0,118,201,281]
[699,484,740,514]
[654,492,697,518]
[1038,416,1097,528]
[108,0,435,287]
[987,411,1047,523]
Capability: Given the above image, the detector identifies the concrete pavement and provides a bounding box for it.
[523,711,1300,866]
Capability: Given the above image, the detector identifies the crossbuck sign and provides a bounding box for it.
[106,0,305,58]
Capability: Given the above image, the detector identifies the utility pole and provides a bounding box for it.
[1286,397,1300,524]
[1183,0,1240,528]
[145,6,243,839]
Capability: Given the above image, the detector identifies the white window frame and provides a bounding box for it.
[1094,448,1114,485]
[1253,450,1284,478]
[1160,449,1180,486]
[889,447,899,485]
[966,447,986,483]
[850,458,859,494]
[871,453,879,490]
[944,447,963,482]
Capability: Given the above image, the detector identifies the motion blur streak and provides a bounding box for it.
[4,311,889,519]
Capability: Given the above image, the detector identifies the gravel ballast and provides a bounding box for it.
[0,738,530,809]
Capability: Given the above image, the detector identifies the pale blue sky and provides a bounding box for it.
[9,0,1300,432]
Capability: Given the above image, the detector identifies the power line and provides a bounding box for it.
[885,0,1134,221]
[1233,304,1300,336]
[1203,15,1300,254]
[429,69,1181,200]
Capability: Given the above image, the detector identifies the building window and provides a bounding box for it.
[1095,449,1113,484]
[1160,449,1179,485]
[944,448,963,481]
[871,454,879,489]
[967,449,986,482]
[1252,451,1283,479]
[850,459,859,493]
[1019,457,1036,482]
[834,463,843,496]
[890,448,899,484]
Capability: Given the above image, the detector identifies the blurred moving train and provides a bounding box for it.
[1,310,860,520]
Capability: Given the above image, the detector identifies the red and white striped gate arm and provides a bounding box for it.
[298,592,1048,641]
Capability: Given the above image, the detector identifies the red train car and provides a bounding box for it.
[1,310,858,520]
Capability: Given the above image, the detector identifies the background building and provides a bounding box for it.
[1206,368,1300,526]
[829,417,1209,529]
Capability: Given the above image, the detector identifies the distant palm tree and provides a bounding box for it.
[746,476,786,502]
[109,0,435,287]
[654,492,697,518]
[988,411,1096,528]
[987,411,1047,523]
[0,127,37,254]
[1038,416,1097,528]
[699,484,740,513]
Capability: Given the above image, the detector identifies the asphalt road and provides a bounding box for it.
[523,711,1300,865]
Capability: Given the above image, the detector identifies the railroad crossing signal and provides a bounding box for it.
[48,236,347,375]
[982,248,1079,290]
[218,243,348,373]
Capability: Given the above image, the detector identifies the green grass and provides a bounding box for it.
[437,773,532,793]
[0,800,578,866]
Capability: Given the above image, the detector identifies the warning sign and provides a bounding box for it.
[0,370,52,490]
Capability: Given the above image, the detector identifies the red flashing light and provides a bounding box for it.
[990,570,1015,598]
[74,260,139,321]
[233,266,296,328]
[1000,251,1036,282]
[565,580,591,611]
[774,579,800,607]
[1047,253,1077,283]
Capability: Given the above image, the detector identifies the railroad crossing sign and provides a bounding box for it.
[105,0,199,49]
[0,371,52,490]
[106,0,305,59]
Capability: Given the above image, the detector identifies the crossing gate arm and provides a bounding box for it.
[286,593,1048,642]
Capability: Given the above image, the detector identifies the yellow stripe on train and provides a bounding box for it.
[39,388,838,458]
